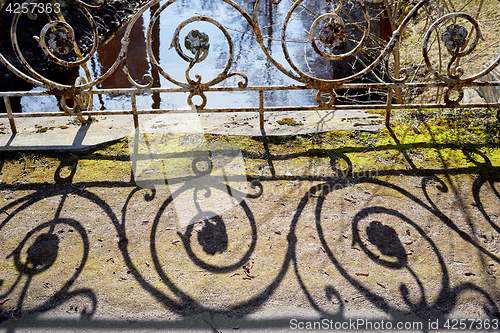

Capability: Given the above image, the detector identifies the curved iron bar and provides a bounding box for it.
[252,0,429,88]
[422,12,489,83]
[3,0,499,90]
[123,63,154,89]
[385,53,410,83]
[9,0,101,90]
[0,0,499,131]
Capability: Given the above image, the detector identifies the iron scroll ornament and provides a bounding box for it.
[123,0,254,91]
[252,0,427,88]
[422,12,500,83]
[3,0,500,89]
[294,0,369,62]
[3,0,493,93]
[135,0,249,108]
[0,0,380,90]
[1,0,106,91]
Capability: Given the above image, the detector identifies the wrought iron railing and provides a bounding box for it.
[0,0,499,134]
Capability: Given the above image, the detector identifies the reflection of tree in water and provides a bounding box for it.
[197,215,228,255]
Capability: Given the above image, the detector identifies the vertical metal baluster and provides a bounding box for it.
[385,88,393,128]
[3,97,17,134]
[131,92,139,129]
[259,89,265,133]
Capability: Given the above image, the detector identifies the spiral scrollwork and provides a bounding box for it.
[149,9,243,92]
[4,0,105,92]
[307,0,350,60]
[423,13,484,82]
[226,72,248,88]
[318,15,345,48]
[385,53,410,83]
[118,34,153,89]
[309,13,347,56]
[122,68,154,89]
[280,0,370,84]
[169,17,215,66]
[35,21,76,64]
[252,0,429,87]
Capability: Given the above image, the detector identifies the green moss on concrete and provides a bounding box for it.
[1,108,497,187]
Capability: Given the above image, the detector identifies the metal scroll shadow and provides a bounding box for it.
[0,189,99,322]
[289,176,500,321]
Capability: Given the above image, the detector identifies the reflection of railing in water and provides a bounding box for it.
[0,0,499,135]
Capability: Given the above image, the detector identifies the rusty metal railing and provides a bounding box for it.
[0,0,499,135]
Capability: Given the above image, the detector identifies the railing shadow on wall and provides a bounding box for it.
[0,0,499,136]
[0,127,499,331]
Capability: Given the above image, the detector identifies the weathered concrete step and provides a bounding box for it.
[0,110,383,151]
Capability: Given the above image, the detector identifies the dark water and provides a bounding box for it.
[20,0,390,112]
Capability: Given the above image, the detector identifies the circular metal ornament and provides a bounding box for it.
[184,29,210,56]
[308,12,362,61]
[45,25,75,55]
[283,0,370,80]
[34,19,96,68]
[187,91,208,110]
[422,13,483,82]
[443,87,464,106]
[441,24,468,55]
[317,16,345,49]
[169,16,229,65]
[316,89,337,107]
